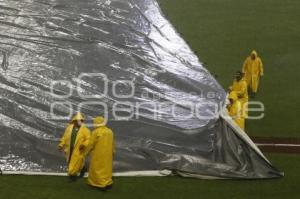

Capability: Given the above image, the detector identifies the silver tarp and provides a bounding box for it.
[0,0,282,178]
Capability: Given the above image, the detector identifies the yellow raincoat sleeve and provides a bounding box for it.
[236,81,247,98]
[81,127,91,148]
[228,99,241,119]
[58,124,71,148]
[228,104,238,118]
[258,58,264,76]
[58,135,66,148]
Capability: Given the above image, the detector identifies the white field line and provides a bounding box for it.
[1,170,172,177]
[255,143,300,147]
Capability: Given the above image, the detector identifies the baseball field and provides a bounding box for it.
[1,0,299,198]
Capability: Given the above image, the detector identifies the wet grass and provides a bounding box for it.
[1,1,299,199]
[158,0,300,137]
[0,154,299,199]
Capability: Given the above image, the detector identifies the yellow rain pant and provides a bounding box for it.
[250,75,260,93]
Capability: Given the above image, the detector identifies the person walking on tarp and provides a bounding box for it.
[227,91,245,130]
[87,116,115,191]
[229,71,248,118]
[242,50,264,98]
[58,112,91,182]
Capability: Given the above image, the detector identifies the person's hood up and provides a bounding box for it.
[251,50,258,58]
[71,112,85,122]
[93,116,106,128]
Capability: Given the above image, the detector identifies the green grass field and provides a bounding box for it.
[0,154,299,199]
[158,0,300,137]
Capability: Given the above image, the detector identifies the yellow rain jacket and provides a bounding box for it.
[242,50,264,93]
[231,78,248,118]
[58,113,91,176]
[227,92,245,130]
[87,117,115,188]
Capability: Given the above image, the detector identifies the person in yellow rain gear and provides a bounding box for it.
[227,91,245,130]
[87,116,115,191]
[242,50,264,97]
[229,71,248,118]
[58,112,91,182]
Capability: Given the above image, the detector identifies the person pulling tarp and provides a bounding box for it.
[58,112,91,182]
[229,71,248,118]
[87,116,115,191]
[227,91,245,130]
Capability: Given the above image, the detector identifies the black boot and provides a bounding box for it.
[79,167,87,178]
[98,185,113,192]
[68,175,77,182]
[106,184,113,190]
[98,187,107,192]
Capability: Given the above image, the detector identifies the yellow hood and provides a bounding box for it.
[93,116,106,128]
[251,50,257,58]
[71,112,85,121]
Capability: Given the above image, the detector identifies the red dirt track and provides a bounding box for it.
[252,137,300,154]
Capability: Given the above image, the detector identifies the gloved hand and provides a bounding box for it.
[58,145,64,152]
[79,144,85,151]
